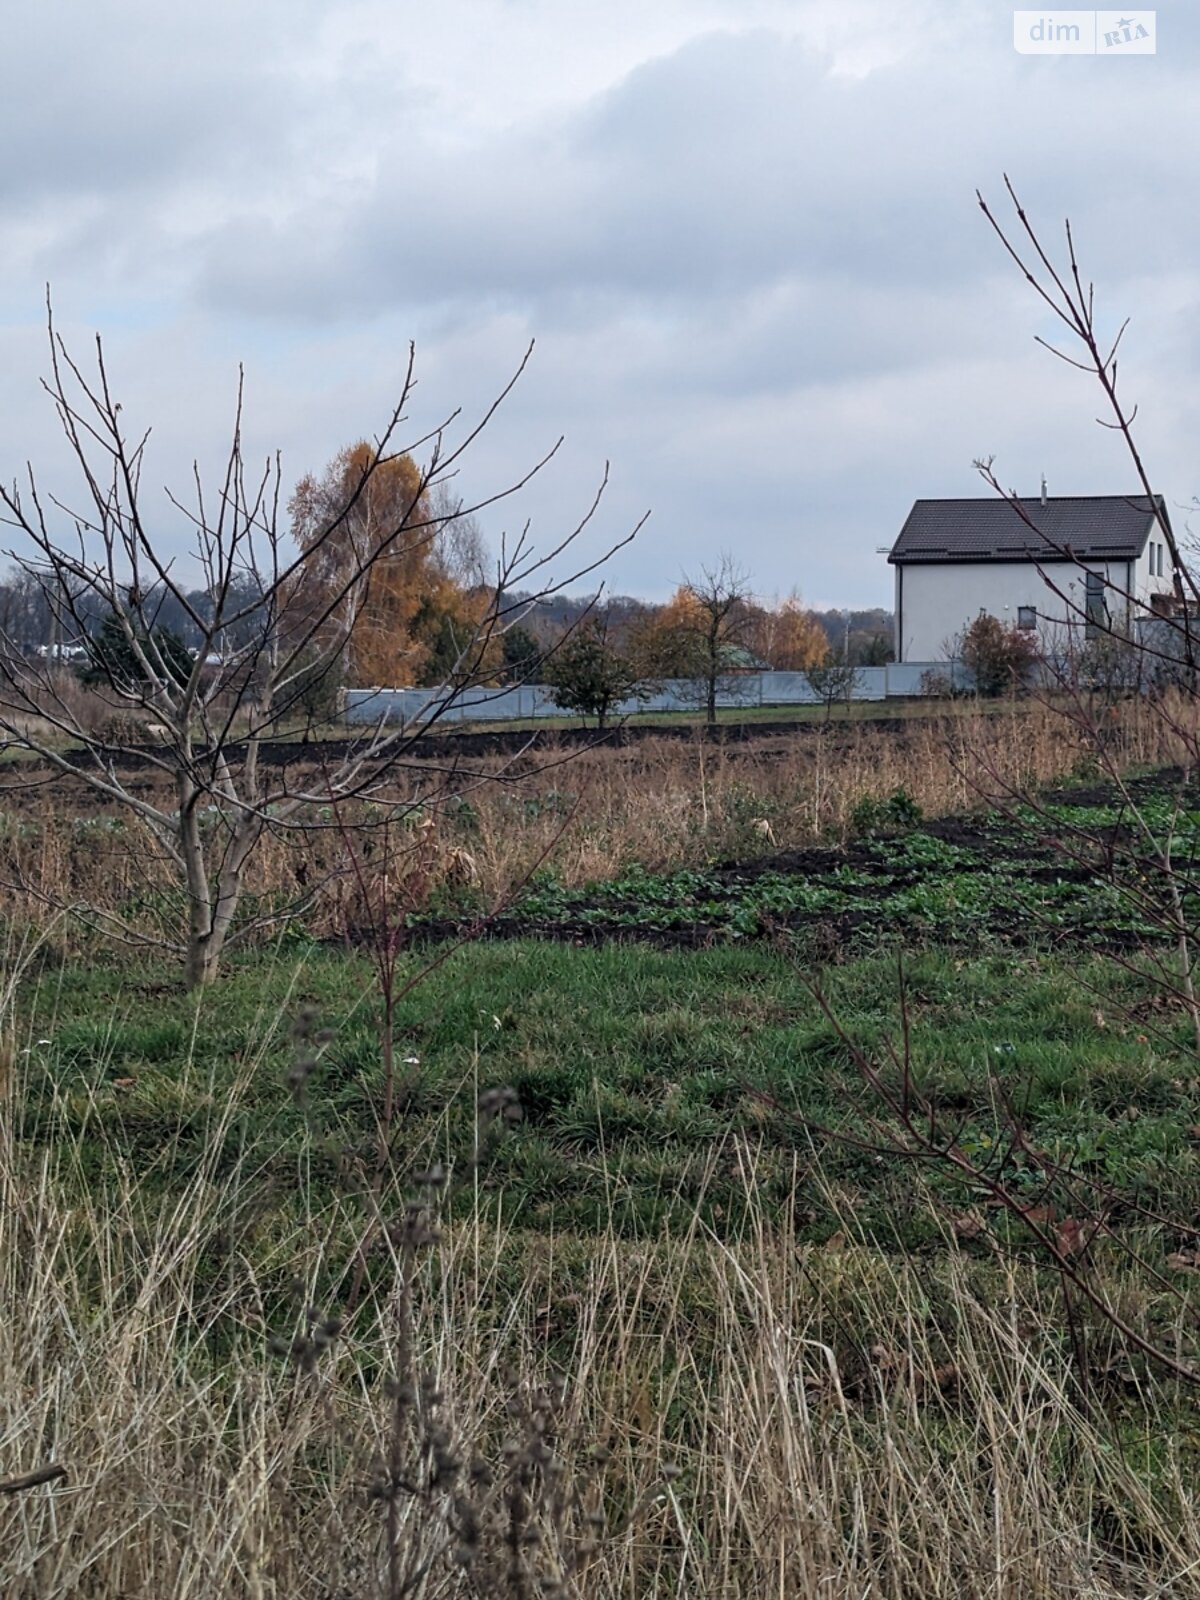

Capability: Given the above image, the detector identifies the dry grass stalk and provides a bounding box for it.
[0,697,1191,953]
[0,1011,1197,1599]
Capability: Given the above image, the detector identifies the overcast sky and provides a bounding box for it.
[1,0,1196,607]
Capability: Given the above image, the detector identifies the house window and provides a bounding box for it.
[1159,543,1167,578]
[1017,606,1037,631]
[1085,570,1108,635]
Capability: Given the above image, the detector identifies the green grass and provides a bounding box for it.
[16,936,1200,1247]
[11,786,1200,1585]
[16,773,1200,1255]
[8,764,1200,1592]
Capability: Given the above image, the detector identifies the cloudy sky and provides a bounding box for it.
[1,0,1195,606]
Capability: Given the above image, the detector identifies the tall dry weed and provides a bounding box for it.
[0,696,1194,948]
[1,1067,1195,1597]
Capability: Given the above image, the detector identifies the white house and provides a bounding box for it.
[888,493,1175,663]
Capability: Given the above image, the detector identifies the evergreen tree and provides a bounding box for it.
[80,611,193,690]
[501,625,541,684]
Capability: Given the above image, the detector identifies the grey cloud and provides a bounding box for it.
[197,18,1200,323]
[3,0,1200,607]
[0,4,314,207]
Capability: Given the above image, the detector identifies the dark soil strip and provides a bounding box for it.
[52,712,955,772]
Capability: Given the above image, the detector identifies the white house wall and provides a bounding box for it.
[1135,542,1154,603]
[1136,531,1174,604]
[895,559,1135,662]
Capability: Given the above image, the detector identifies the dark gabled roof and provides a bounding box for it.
[888,494,1167,565]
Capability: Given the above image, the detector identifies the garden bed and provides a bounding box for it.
[413,768,1195,955]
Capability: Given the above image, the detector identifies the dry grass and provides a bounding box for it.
[0,693,1194,949]
[453,699,1092,891]
[4,697,1199,1595]
[2,1044,1197,1598]
[331,691,1200,909]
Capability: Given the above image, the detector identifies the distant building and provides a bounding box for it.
[887,493,1174,662]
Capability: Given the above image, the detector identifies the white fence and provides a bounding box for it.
[343,662,973,726]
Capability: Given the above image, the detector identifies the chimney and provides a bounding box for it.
[1040,474,1048,506]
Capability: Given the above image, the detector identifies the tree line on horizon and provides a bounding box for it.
[0,438,892,696]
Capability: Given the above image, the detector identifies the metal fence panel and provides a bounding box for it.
[344,664,969,725]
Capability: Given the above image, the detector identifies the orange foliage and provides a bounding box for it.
[746,593,828,671]
[629,585,827,677]
[627,587,708,677]
[289,444,493,687]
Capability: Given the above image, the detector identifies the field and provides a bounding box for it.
[5,701,1200,1596]
[428,775,1181,951]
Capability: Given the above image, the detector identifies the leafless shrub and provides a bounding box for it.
[759,963,1200,1399]
[961,183,1200,1050]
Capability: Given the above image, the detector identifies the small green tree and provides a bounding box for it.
[287,649,346,723]
[412,606,468,688]
[542,620,646,729]
[959,614,1038,698]
[501,624,541,684]
[79,611,193,691]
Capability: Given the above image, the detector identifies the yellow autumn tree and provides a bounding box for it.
[627,585,708,679]
[289,445,495,687]
[746,592,828,671]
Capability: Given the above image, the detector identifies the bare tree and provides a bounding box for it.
[802,653,858,724]
[0,307,642,987]
[975,174,1196,674]
[677,555,757,726]
[964,181,1200,1045]
[750,182,1200,1386]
